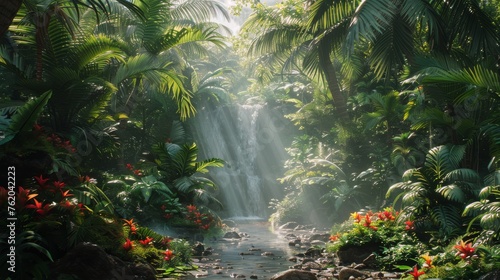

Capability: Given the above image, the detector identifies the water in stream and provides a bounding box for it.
[193,219,297,279]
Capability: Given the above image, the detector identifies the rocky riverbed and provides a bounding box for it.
[170,220,405,280]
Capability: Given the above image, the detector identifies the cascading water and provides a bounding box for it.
[190,102,289,218]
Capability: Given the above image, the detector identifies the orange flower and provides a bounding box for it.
[60,189,73,199]
[329,233,340,242]
[421,253,434,268]
[350,212,361,223]
[123,218,138,234]
[123,239,134,251]
[17,187,38,209]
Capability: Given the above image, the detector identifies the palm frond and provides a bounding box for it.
[306,0,357,32]
[346,0,397,52]
[0,91,52,145]
[171,0,230,24]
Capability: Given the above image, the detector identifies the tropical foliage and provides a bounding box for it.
[1,0,500,278]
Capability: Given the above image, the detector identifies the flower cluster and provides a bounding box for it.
[46,133,76,153]
[350,207,399,231]
[125,163,143,176]
[185,204,214,231]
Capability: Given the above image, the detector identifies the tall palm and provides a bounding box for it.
[242,1,358,120]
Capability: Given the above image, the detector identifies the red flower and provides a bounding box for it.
[125,164,133,170]
[377,208,395,221]
[187,204,197,213]
[163,249,174,261]
[34,175,49,188]
[133,169,142,176]
[79,175,90,183]
[405,220,415,230]
[33,123,43,132]
[123,239,134,251]
[363,215,378,230]
[454,240,475,260]
[162,237,172,247]
[59,200,75,210]
[201,224,210,230]
[26,198,52,216]
[77,203,88,214]
[139,236,154,246]
[17,187,38,210]
[164,213,173,219]
[408,265,425,280]
[52,181,66,192]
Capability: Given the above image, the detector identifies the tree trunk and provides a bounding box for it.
[318,42,349,121]
[0,0,22,36]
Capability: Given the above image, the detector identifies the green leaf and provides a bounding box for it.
[0,91,52,145]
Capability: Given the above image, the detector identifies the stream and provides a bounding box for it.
[189,219,299,279]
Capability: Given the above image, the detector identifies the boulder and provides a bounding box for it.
[336,243,380,265]
[52,242,156,280]
[192,242,205,256]
[271,269,317,280]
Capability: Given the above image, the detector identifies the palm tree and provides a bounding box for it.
[93,0,229,120]
[242,1,357,120]
[345,0,500,79]
[0,0,143,37]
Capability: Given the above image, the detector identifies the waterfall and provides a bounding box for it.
[190,103,289,218]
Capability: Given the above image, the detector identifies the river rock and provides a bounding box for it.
[304,247,323,257]
[224,231,241,239]
[302,261,322,270]
[193,242,205,256]
[279,222,299,230]
[271,269,318,280]
[308,233,331,243]
[338,267,368,280]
